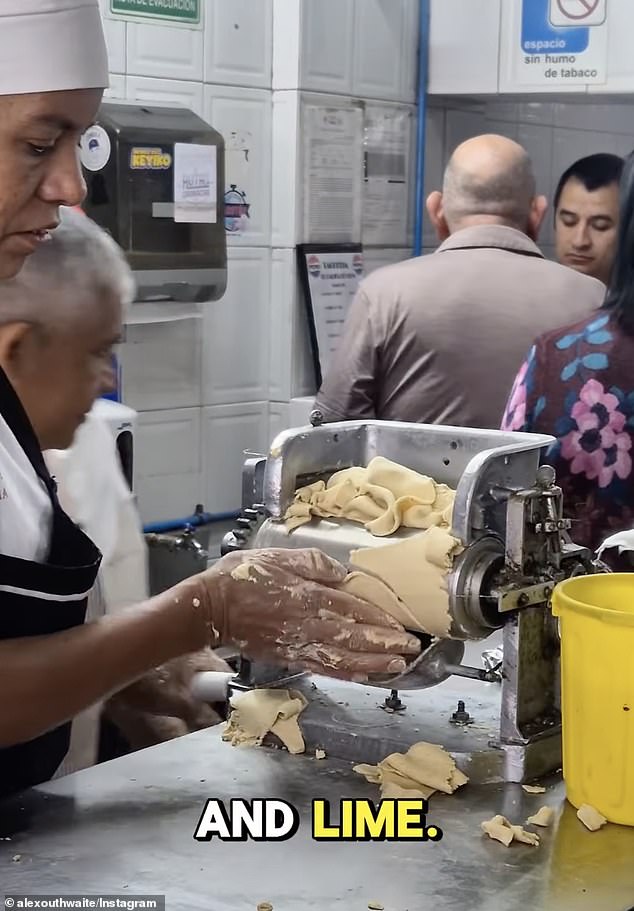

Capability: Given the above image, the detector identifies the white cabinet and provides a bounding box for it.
[299,0,355,95]
[121,317,202,412]
[269,402,291,442]
[269,249,316,403]
[126,22,204,82]
[125,75,204,117]
[202,248,271,406]
[204,0,273,88]
[203,86,272,248]
[353,0,418,102]
[104,74,126,101]
[274,0,416,101]
[135,407,202,524]
[202,403,270,512]
[103,16,126,75]
[429,0,501,95]
[592,0,634,94]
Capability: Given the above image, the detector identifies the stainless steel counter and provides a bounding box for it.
[2,722,634,911]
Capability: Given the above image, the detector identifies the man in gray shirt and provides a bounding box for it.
[315,135,606,430]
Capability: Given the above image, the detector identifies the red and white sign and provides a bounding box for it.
[549,0,607,28]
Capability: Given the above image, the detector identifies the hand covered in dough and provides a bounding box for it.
[195,548,421,682]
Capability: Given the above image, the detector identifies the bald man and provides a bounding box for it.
[315,134,606,430]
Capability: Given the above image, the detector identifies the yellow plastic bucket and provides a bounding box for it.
[552,574,634,826]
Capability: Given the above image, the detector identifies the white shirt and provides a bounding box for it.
[0,411,52,562]
[46,409,149,777]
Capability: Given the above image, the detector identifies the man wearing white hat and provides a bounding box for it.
[0,1,420,798]
[0,1,109,279]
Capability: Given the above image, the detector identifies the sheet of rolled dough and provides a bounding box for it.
[349,527,463,637]
[341,572,422,632]
[481,815,540,847]
[526,806,555,827]
[577,804,607,831]
[284,457,456,537]
[354,741,468,800]
[222,689,307,754]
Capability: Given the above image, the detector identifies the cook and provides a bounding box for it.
[0,0,420,798]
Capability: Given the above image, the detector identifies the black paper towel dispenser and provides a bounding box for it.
[80,102,227,304]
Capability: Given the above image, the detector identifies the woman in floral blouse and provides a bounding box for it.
[501,151,634,553]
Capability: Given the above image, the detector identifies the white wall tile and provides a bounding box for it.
[104,74,126,101]
[517,122,554,244]
[552,129,619,191]
[269,402,291,442]
[204,0,273,88]
[300,0,355,95]
[121,317,202,412]
[614,135,634,158]
[126,22,204,82]
[202,403,270,512]
[125,76,204,117]
[517,102,556,127]
[103,17,126,74]
[444,107,486,158]
[202,249,271,406]
[135,407,202,523]
[429,0,501,95]
[487,120,519,142]
[364,248,411,275]
[422,106,445,247]
[203,86,272,248]
[484,102,518,124]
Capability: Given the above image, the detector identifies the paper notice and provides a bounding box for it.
[302,106,364,243]
[173,142,217,224]
[304,250,363,377]
[363,106,411,246]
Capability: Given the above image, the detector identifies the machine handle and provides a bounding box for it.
[190,671,233,703]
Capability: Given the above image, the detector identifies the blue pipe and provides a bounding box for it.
[143,511,240,535]
[413,0,431,257]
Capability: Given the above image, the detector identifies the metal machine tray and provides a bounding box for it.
[262,421,554,545]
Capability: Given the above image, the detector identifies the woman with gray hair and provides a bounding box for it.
[0,209,420,797]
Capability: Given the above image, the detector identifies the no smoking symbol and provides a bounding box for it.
[549,0,607,26]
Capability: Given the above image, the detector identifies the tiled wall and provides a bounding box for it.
[424,98,634,259]
[99,0,419,523]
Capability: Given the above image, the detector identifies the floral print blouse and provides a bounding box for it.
[501,312,634,552]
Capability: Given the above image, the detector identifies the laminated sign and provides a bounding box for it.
[509,0,608,87]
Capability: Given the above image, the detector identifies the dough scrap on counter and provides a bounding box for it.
[577,804,607,831]
[526,806,555,828]
[354,741,468,800]
[349,526,463,638]
[481,815,540,847]
[522,784,546,794]
[222,689,307,754]
[284,456,456,537]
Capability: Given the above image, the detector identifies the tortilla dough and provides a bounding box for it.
[577,804,607,831]
[354,741,468,800]
[222,689,307,754]
[284,457,455,537]
[481,815,540,847]
[341,572,422,633]
[349,526,463,638]
[526,806,555,827]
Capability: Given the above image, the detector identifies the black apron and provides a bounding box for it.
[0,367,101,798]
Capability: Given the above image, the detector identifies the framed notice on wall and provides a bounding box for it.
[297,244,364,389]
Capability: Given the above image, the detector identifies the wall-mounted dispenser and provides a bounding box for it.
[80,102,227,304]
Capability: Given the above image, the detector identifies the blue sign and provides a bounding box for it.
[522,0,589,55]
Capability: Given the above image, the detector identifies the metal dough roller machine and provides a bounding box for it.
[214,418,599,783]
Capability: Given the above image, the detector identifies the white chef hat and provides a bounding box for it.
[0,0,109,96]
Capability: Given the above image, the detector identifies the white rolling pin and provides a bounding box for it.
[190,671,234,703]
